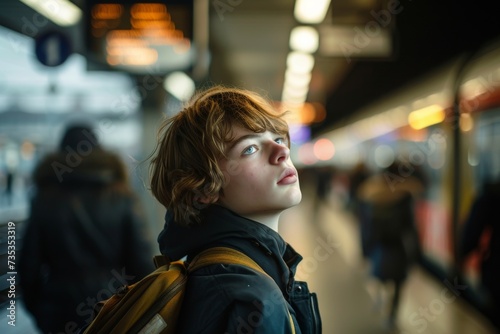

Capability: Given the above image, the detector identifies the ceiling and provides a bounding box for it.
[1,0,500,137]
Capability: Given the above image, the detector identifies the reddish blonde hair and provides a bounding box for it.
[149,85,290,226]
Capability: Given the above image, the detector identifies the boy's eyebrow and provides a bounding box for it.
[226,133,262,152]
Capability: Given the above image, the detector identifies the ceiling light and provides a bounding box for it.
[20,0,82,26]
[285,69,312,88]
[294,0,331,24]
[286,51,315,73]
[289,26,319,53]
[163,71,195,102]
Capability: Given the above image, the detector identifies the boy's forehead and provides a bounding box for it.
[228,124,254,137]
[225,126,284,147]
[224,125,254,147]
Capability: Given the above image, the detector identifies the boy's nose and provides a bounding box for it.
[270,142,290,164]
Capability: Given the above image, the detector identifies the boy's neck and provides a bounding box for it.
[242,213,281,232]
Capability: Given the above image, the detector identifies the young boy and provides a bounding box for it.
[149,86,322,333]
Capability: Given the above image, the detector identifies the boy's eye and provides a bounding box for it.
[243,146,257,155]
[275,137,286,145]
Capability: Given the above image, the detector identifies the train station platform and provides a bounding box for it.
[278,178,499,334]
[0,178,498,333]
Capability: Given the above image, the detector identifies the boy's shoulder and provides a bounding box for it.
[188,262,283,299]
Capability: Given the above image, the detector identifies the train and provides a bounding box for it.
[292,37,500,317]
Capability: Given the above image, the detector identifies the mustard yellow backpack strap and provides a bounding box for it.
[188,247,296,333]
[289,312,296,334]
[188,247,264,273]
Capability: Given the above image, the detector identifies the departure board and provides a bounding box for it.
[85,0,194,74]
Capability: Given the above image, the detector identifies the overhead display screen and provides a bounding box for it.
[85,0,194,75]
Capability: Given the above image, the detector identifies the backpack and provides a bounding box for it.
[81,247,268,334]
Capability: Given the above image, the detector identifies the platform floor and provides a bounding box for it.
[0,179,499,333]
[278,180,499,334]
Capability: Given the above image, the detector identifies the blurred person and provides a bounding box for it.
[459,180,500,329]
[6,169,13,203]
[348,162,371,258]
[148,86,322,333]
[347,162,370,213]
[311,165,334,223]
[356,161,423,330]
[315,166,334,203]
[18,123,154,333]
[2,166,14,205]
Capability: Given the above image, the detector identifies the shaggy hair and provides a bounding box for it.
[149,85,290,226]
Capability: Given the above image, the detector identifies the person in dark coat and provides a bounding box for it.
[149,86,322,333]
[19,123,154,333]
[459,180,500,329]
[357,161,423,330]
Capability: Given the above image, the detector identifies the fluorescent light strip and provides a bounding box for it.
[289,26,319,53]
[294,0,331,24]
[286,51,315,73]
[20,0,82,26]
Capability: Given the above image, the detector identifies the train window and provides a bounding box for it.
[473,108,500,190]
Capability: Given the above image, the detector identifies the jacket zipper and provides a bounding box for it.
[309,293,322,334]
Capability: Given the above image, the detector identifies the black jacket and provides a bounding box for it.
[158,205,322,334]
[18,149,154,333]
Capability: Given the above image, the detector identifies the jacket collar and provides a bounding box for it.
[157,205,303,286]
[158,205,286,259]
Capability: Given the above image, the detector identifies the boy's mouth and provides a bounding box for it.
[277,167,298,185]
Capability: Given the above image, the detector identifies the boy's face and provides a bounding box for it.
[216,125,302,219]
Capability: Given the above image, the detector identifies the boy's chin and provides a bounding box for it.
[281,197,302,212]
[288,191,302,207]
